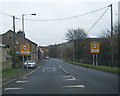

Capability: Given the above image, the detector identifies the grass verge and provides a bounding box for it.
[2,68,33,78]
[61,58,119,74]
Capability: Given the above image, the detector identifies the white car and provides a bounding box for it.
[24,60,37,69]
[45,56,49,59]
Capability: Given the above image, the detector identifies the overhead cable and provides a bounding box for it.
[86,7,109,33]
[0,12,13,17]
[24,5,109,21]
[0,5,109,21]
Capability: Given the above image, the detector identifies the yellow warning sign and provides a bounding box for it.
[20,45,30,55]
[90,43,100,53]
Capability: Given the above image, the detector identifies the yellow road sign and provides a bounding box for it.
[91,43,100,53]
[20,45,30,55]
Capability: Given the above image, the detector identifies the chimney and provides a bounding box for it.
[17,30,25,38]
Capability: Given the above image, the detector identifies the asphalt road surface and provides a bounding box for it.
[2,58,119,94]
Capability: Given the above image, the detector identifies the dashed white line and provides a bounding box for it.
[63,85,85,88]
[62,69,69,74]
[4,88,23,91]
[23,76,27,79]
[16,81,29,83]
[58,65,69,74]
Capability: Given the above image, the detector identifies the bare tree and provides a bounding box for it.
[66,28,87,41]
[99,22,119,67]
[65,28,88,61]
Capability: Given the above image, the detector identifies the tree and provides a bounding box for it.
[99,22,119,67]
[65,28,88,60]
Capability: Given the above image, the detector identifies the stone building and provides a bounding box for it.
[1,30,38,67]
[0,43,12,70]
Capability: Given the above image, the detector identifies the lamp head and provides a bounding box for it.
[31,13,36,16]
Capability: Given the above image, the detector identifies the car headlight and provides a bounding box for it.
[24,63,27,65]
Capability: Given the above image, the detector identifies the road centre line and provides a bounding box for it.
[58,65,69,74]
[4,88,23,91]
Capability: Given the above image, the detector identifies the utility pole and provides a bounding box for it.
[13,16,16,68]
[22,14,25,69]
[73,39,75,61]
[110,4,114,67]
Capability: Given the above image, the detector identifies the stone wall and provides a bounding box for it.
[1,45,12,70]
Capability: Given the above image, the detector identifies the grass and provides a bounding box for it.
[2,68,33,78]
[61,58,119,74]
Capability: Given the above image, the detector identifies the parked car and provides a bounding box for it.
[45,56,49,59]
[24,60,37,69]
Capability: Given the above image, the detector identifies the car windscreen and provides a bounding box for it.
[25,60,35,63]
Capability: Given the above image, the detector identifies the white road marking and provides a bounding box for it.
[23,76,27,79]
[71,76,76,80]
[25,66,41,77]
[63,85,85,88]
[58,65,69,74]
[63,75,71,77]
[43,68,45,72]
[52,68,56,71]
[62,69,69,74]
[64,75,76,80]
[16,81,29,83]
[43,68,56,72]
[59,66,62,69]
[4,88,23,91]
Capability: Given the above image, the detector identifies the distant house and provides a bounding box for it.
[39,46,49,57]
[1,30,38,67]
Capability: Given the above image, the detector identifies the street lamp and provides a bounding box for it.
[21,13,36,68]
[22,13,36,35]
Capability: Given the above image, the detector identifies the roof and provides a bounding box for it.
[2,30,38,46]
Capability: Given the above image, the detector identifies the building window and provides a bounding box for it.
[5,45,9,48]
[8,34,12,39]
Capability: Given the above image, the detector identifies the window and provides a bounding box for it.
[8,34,12,39]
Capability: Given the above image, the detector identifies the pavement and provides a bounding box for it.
[2,58,119,94]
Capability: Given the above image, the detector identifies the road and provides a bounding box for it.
[2,58,119,94]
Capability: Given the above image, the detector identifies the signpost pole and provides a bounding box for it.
[20,45,30,69]
[93,53,95,66]
[91,42,100,66]
[23,55,24,69]
[96,53,98,66]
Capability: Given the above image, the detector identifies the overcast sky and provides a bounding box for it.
[0,0,119,46]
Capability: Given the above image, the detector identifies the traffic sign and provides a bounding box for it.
[20,45,30,55]
[91,43,100,53]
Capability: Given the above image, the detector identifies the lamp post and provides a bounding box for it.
[22,13,36,69]
[22,13,36,34]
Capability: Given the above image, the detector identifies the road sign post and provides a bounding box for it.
[93,53,95,66]
[20,45,30,69]
[91,42,100,66]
